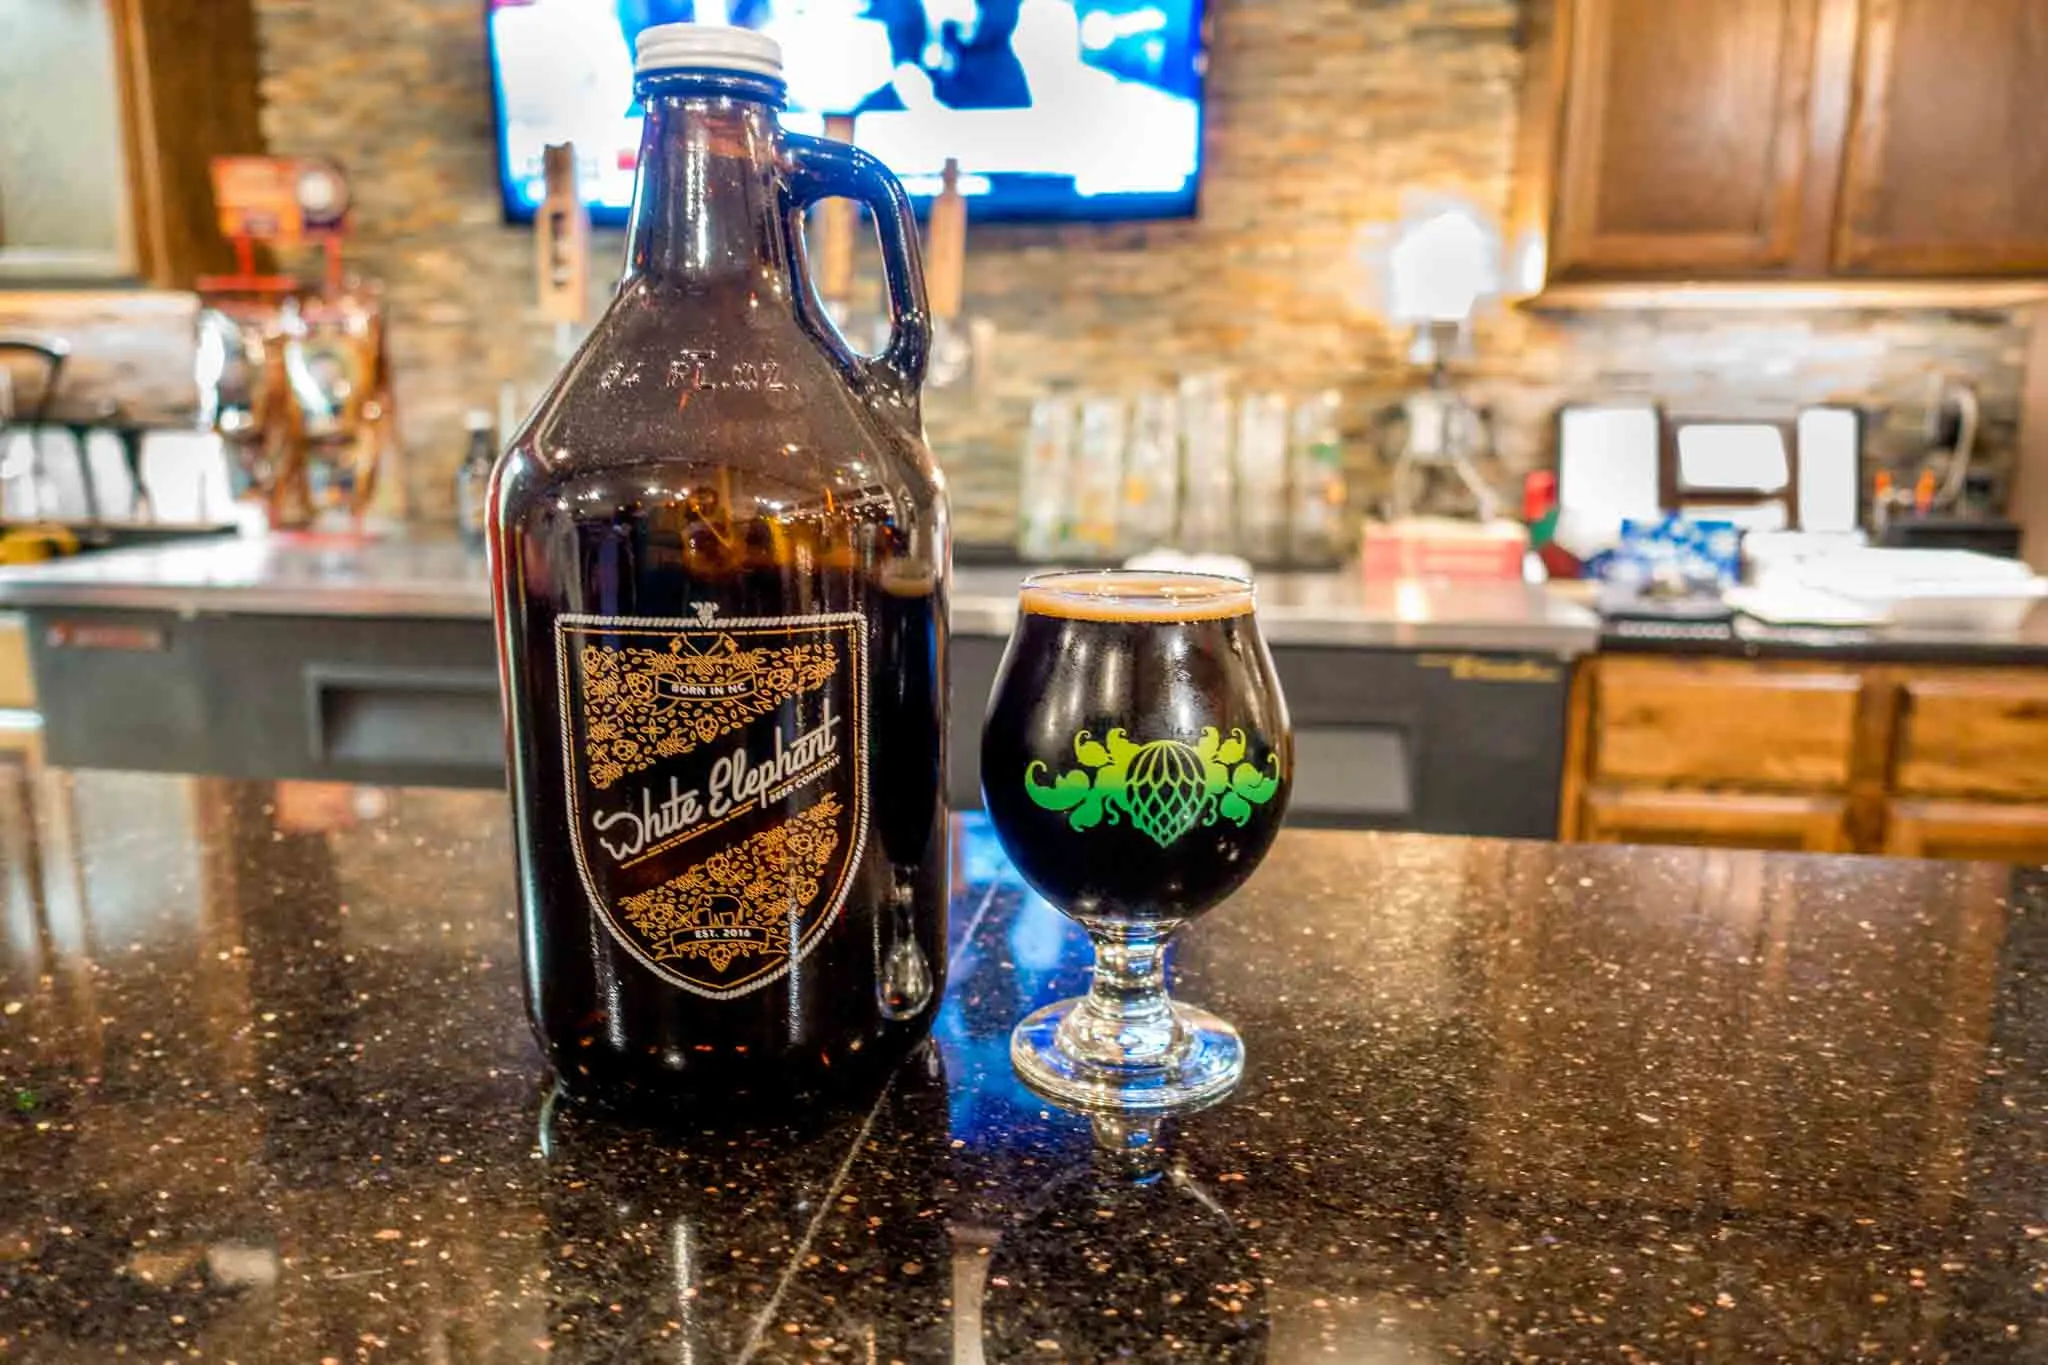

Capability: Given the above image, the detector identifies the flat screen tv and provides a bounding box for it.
[487,0,1209,224]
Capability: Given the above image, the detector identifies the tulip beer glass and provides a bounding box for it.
[981,571,1291,1109]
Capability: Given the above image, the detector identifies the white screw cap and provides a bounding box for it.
[634,23,783,80]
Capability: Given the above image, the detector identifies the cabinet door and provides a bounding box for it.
[1875,670,2048,861]
[1591,657,1862,793]
[1885,798,2048,864]
[1833,0,2048,275]
[1893,672,2048,804]
[1584,785,1851,853]
[1551,0,1822,278]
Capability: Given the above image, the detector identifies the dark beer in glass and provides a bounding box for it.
[488,27,947,1115]
[981,571,1291,1109]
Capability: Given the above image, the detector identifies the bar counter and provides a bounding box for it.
[0,535,1603,655]
[0,768,2044,1360]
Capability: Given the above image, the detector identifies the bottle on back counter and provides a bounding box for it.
[1288,389,1348,566]
[486,25,948,1115]
[454,410,496,551]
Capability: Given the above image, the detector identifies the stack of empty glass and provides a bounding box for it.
[1176,373,1235,555]
[1014,379,1350,566]
[1119,392,1181,554]
[1018,391,1078,560]
[1072,397,1128,557]
[1233,392,1291,563]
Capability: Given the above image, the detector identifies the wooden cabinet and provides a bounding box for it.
[1523,0,2048,286]
[1892,672,2048,803]
[0,0,263,288]
[1550,0,1821,279]
[1567,657,1862,852]
[1834,0,2048,275]
[1583,787,1850,853]
[1563,654,2048,862]
[1883,670,2048,860]
[1590,657,1860,790]
[1883,799,2048,862]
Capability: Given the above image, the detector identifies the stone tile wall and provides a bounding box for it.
[2,0,2031,545]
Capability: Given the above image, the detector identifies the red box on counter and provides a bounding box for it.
[1360,518,1529,582]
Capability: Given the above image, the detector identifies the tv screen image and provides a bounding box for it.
[487,0,1208,223]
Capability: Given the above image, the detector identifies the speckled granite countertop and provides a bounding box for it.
[1,770,2045,1361]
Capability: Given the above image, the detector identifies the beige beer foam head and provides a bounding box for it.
[1019,571,1254,623]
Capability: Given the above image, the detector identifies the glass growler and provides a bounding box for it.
[488,26,948,1112]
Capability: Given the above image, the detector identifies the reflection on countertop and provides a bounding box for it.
[0,765,2043,1360]
[0,533,1604,654]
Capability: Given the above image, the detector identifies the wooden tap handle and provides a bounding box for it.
[536,143,590,326]
[926,157,967,321]
[815,115,858,302]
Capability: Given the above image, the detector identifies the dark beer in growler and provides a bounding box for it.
[488,25,948,1112]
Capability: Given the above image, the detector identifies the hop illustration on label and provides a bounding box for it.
[1023,726,1283,848]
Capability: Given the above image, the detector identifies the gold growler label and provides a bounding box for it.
[555,607,870,1000]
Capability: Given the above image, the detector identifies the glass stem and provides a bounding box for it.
[1062,924,1181,1065]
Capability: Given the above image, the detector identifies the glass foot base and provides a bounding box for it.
[1010,996,1244,1112]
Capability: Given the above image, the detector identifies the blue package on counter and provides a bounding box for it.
[1593,515,1741,592]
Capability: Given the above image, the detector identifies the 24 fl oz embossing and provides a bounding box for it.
[666,347,792,410]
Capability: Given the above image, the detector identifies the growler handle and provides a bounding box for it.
[783,133,933,408]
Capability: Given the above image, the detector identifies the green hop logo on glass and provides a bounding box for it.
[1024,726,1283,849]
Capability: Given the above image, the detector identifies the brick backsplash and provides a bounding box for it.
[1,0,2029,545]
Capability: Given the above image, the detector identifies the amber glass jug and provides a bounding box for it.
[488,25,947,1114]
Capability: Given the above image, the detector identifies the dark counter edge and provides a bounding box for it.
[1602,619,2048,667]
